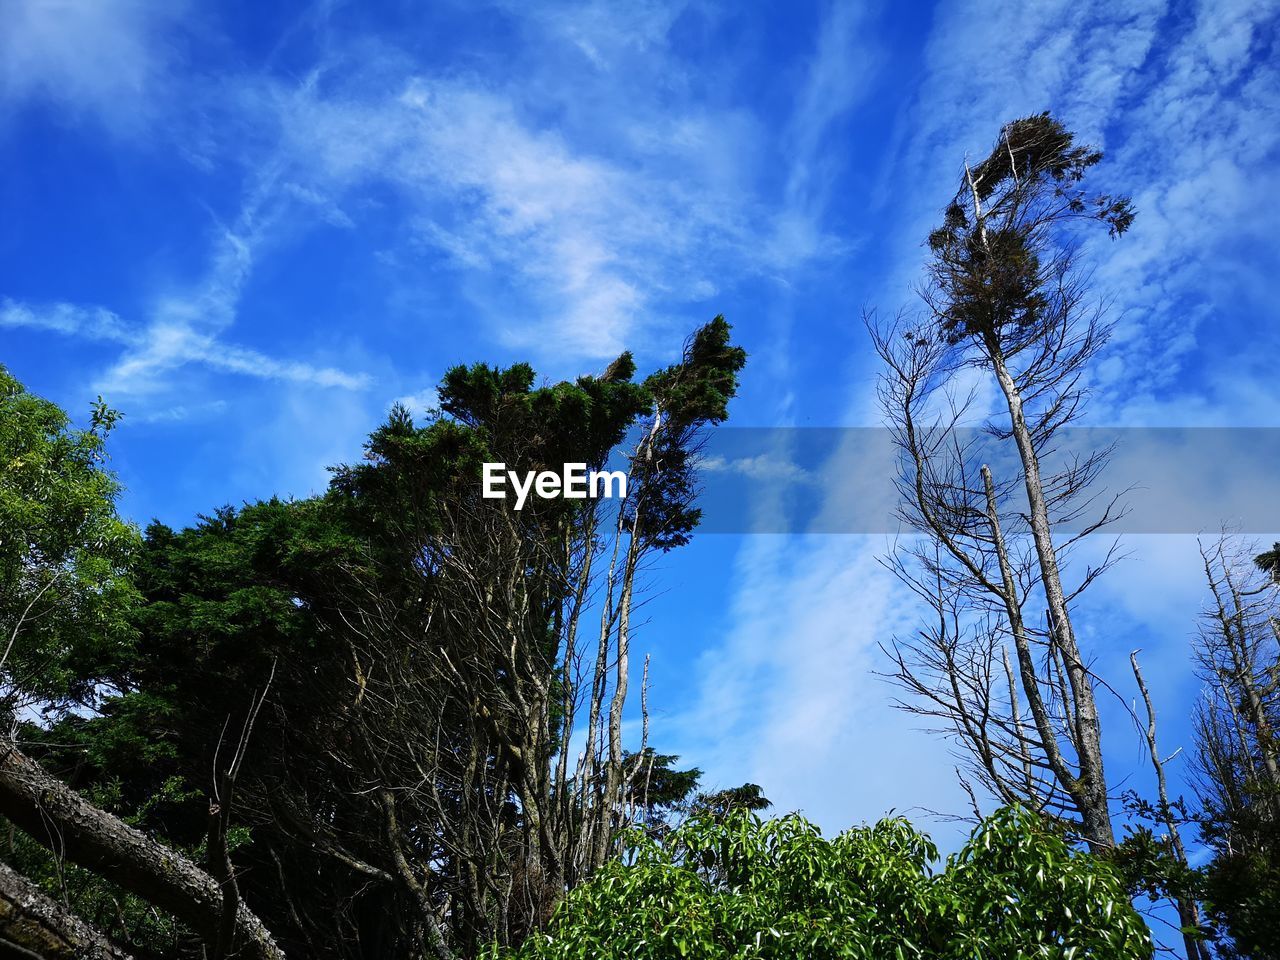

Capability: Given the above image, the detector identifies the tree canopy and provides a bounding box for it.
[0,366,137,715]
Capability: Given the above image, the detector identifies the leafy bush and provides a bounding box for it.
[498,807,1152,959]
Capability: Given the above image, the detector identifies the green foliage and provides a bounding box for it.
[17,319,748,958]
[1190,544,1280,957]
[437,353,652,470]
[623,751,768,842]
[0,365,138,712]
[630,316,748,550]
[1197,738,1280,958]
[1202,837,1280,960]
[643,318,746,430]
[332,347,653,553]
[498,807,1152,960]
[1253,541,1280,583]
[1112,792,1210,951]
[925,112,1134,344]
[691,783,770,819]
[8,495,359,956]
[626,750,704,813]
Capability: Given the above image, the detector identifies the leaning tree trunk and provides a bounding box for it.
[988,344,1114,849]
[0,860,133,959]
[0,740,283,960]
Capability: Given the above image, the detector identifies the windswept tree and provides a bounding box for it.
[2,319,746,960]
[309,317,747,954]
[869,113,1134,850]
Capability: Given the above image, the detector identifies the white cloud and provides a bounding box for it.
[513,0,686,68]
[0,0,185,131]
[131,399,228,425]
[0,298,130,340]
[0,296,368,396]
[666,534,968,836]
[392,387,439,419]
[783,0,878,225]
[220,381,380,504]
[268,73,760,358]
[1090,0,1280,422]
[700,453,816,485]
[0,119,378,402]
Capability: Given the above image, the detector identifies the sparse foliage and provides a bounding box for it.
[870,113,1133,850]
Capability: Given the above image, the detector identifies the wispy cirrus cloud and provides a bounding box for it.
[0,299,131,341]
[262,68,768,359]
[660,0,973,834]
[666,532,965,832]
[0,123,372,405]
[1091,0,1280,423]
[505,0,688,68]
[0,296,368,397]
[5,1,845,407]
[199,0,859,366]
[873,0,1280,426]
[782,0,880,242]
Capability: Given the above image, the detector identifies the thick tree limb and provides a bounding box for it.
[0,741,283,960]
[0,860,132,959]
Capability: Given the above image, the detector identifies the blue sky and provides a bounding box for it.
[3,0,1279,881]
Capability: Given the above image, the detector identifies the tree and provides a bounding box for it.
[869,113,1134,850]
[0,366,137,718]
[304,316,746,953]
[1119,652,1212,960]
[0,859,134,959]
[13,318,746,959]
[1192,536,1280,958]
[497,806,1152,959]
[0,742,283,960]
[0,367,283,960]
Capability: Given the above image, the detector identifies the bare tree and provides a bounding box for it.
[1187,536,1280,956]
[870,113,1135,849]
[1131,650,1212,960]
[1192,535,1280,832]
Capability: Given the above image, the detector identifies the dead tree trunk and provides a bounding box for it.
[1130,652,1210,960]
[988,341,1113,847]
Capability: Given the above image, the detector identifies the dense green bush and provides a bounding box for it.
[499,807,1152,959]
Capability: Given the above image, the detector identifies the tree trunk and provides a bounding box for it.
[982,465,1078,807]
[1130,652,1211,960]
[0,741,283,960]
[988,346,1114,849]
[0,861,133,959]
[380,790,456,960]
